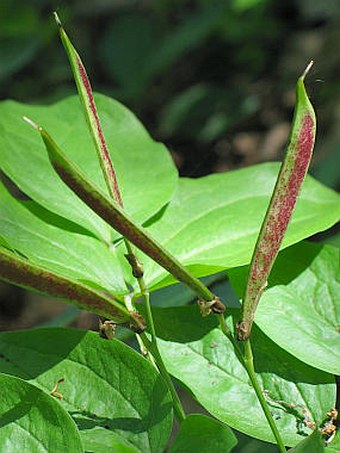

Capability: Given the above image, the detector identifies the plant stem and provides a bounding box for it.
[140,332,186,423]
[243,339,286,452]
[218,315,285,452]
[124,239,186,422]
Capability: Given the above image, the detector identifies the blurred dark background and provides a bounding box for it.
[1,1,339,449]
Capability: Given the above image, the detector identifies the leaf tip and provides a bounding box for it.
[53,11,62,28]
[301,60,314,81]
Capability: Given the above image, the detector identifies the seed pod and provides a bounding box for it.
[0,246,137,326]
[54,12,123,206]
[23,117,217,304]
[237,62,316,341]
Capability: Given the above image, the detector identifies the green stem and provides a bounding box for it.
[243,339,286,452]
[218,315,285,452]
[140,332,186,423]
[124,239,185,422]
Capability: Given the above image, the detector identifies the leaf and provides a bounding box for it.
[0,328,173,453]
[80,427,138,453]
[0,373,83,452]
[289,428,325,452]
[0,94,177,241]
[168,414,237,453]
[229,242,340,375]
[0,179,126,294]
[238,63,316,340]
[138,162,340,291]
[149,305,335,446]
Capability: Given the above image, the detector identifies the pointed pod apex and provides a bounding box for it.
[301,60,314,82]
[23,116,41,131]
[53,11,62,28]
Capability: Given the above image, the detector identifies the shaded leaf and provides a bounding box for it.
[289,428,325,452]
[80,427,138,453]
[0,328,173,453]
[0,373,83,452]
[168,414,237,453]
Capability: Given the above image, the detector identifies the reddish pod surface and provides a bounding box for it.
[237,66,316,341]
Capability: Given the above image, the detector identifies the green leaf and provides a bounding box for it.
[80,427,138,453]
[0,328,173,453]
[0,373,83,453]
[289,428,325,452]
[168,414,237,453]
[229,242,340,375]
[0,179,126,294]
[0,94,177,241]
[139,162,340,291]
[150,305,335,446]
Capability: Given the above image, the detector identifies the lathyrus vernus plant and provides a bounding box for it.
[0,13,339,453]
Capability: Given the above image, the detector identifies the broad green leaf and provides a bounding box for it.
[150,305,335,446]
[229,242,340,375]
[0,373,83,453]
[289,428,325,452]
[0,179,125,294]
[0,328,173,453]
[168,414,237,453]
[137,162,340,291]
[80,427,138,453]
[0,94,177,241]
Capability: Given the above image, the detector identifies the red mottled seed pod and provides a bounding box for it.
[237,62,316,341]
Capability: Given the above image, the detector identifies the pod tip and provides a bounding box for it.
[23,116,41,131]
[53,11,62,28]
[301,60,314,81]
